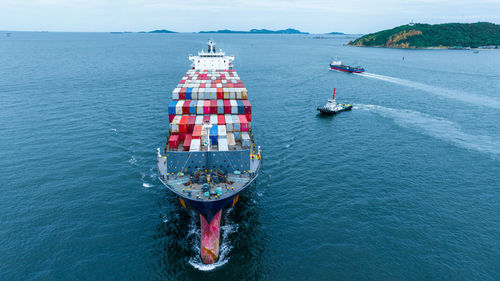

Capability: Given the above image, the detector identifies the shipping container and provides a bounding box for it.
[172,88,180,100]
[169,134,179,149]
[179,88,186,100]
[191,88,198,100]
[187,116,196,133]
[197,100,204,114]
[168,100,177,115]
[241,132,251,148]
[210,114,218,125]
[171,115,181,133]
[169,114,175,123]
[183,134,192,151]
[210,100,217,114]
[234,131,241,141]
[218,138,229,151]
[242,89,248,99]
[217,114,225,125]
[217,88,223,99]
[225,114,233,132]
[218,125,227,137]
[236,88,242,100]
[203,100,210,114]
[183,100,191,114]
[243,100,251,114]
[229,89,236,99]
[192,125,202,139]
[217,100,224,114]
[203,115,210,124]
[224,100,231,114]
[230,100,238,114]
[237,100,245,114]
[179,116,189,133]
[210,88,217,100]
[189,101,197,114]
[186,88,192,100]
[210,125,218,145]
[175,100,185,115]
[195,115,203,125]
[190,138,201,152]
[232,115,241,131]
[223,88,230,99]
[198,88,205,99]
[246,113,251,122]
[239,115,248,131]
[227,133,236,146]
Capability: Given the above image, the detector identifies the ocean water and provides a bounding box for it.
[1,32,500,280]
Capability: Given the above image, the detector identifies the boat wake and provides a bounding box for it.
[357,104,500,157]
[188,209,237,271]
[357,72,500,109]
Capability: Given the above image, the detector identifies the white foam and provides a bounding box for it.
[142,183,152,188]
[357,104,500,156]
[128,156,137,165]
[357,72,500,109]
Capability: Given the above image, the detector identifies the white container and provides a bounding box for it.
[241,132,250,148]
[216,83,222,88]
[229,89,236,99]
[190,139,201,152]
[171,115,182,133]
[225,114,233,132]
[191,88,198,100]
[197,100,204,114]
[230,100,238,114]
[232,115,240,131]
[218,138,229,151]
[172,88,180,100]
[195,115,203,125]
[175,100,184,115]
[241,89,248,99]
[210,88,217,100]
[198,88,205,100]
[210,114,217,125]
[235,88,242,100]
[218,125,227,136]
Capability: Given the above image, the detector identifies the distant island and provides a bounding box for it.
[349,22,500,48]
[326,32,345,35]
[149,29,177,33]
[199,28,308,34]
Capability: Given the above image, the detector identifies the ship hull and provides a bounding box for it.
[329,64,364,73]
[317,105,352,115]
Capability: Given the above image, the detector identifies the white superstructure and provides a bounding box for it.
[189,40,234,70]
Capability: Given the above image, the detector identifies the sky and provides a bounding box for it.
[1,0,499,33]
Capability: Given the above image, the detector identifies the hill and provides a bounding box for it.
[349,22,500,48]
[199,28,308,34]
[149,29,177,33]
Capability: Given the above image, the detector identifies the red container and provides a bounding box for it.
[179,80,186,84]
[245,113,252,122]
[179,88,186,100]
[242,100,251,114]
[183,134,192,151]
[239,115,248,132]
[179,132,186,142]
[169,114,175,123]
[200,83,205,88]
[187,116,196,133]
[168,134,179,149]
[179,116,189,133]
[203,115,210,124]
[228,83,234,88]
[217,115,225,125]
[192,125,202,139]
[183,100,191,114]
[216,88,223,99]
[210,100,217,114]
[203,100,210,114]
[224,100,231,114]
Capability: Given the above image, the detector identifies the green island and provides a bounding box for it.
[349,22,500,48]
[199,28,308,34]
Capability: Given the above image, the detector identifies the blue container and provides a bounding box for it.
[186,88,192,100]
[217,100,224,114]
[234,131,241,140]
[189,102,197,114]
[168,100,177,115]
[210,125,218,145]
[237,100,245,114]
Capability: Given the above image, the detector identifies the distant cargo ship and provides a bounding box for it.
[157,40,261,264]
[329,58,365,73]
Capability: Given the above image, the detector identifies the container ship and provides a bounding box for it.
[329,58,365,73]
[157,40,261,264]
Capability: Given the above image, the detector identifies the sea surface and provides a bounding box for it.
[1,32,500,280]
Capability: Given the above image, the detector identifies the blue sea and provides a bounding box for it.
[1,32,500,280]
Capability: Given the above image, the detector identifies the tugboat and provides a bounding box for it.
[317,88,352,115]
[329,57,365,73]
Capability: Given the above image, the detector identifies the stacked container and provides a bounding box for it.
[166,69,253,152]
